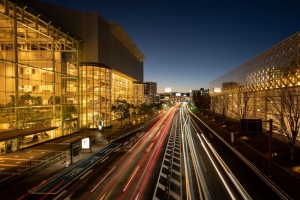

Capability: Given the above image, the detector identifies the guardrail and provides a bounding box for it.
[0,151,65,188]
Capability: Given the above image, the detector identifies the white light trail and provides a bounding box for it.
[123,166,140,192]
[197,133,237,200]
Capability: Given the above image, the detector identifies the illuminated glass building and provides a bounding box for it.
[209,31,300,125]
[0,0,145,152]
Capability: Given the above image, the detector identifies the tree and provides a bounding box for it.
[210,96,217,121]
[267,86,300,161]
[151,102,162,114]
[137,103,149,121]
[137,102,159,121]
[111,99,128,127]
[215,94,229,126]
[3,95,15,121]
[232,88,252,120]
[19,93,43,128]
[131,104,138,121]
[6,93,44,129]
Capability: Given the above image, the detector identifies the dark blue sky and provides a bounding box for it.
[42,0,300,92]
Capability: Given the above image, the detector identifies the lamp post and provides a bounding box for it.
[268,119,273,178]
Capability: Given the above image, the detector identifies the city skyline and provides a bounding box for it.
[41,0,300,92]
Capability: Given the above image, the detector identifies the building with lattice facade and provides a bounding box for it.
[209,31,300,124]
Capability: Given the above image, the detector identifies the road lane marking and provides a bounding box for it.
[100,156,109,163]
[80,169,93,179]
[53,190,67,200]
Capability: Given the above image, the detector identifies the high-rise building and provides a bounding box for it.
[144,82,157,96]
[191,88,209,112]
[0,0,145,152]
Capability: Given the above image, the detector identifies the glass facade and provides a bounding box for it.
[0,1,80,152]
[112,73,133,103]
[209,32,300,123]
[112,73,133,121]
[0,1,145,154]
[80,63,111,128]
[134,82,144,106]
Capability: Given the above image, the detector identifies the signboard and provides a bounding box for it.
[213,88,221,93]
[176,93,181,96]
[81,137,90,149]
[181,93,189,97]
[241,119,262,135]
[165,87,172,92]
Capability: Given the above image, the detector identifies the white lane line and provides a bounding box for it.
[53,190,67,200]
[100,156,109,163]
[80,169,93,179]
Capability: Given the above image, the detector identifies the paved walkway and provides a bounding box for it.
[24,122,144,191]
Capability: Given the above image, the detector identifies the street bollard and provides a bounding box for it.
[231,131,234,145]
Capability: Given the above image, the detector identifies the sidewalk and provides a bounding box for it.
[24,120,145,190]
[24,141,106,191]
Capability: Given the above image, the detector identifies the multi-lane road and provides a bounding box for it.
[22,103,291,199]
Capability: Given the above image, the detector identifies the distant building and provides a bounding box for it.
[191,88,210,112]
[173,92,190,102]
[199,88,209,97]
[144,82,157,96]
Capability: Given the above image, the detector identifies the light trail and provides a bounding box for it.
[131,105,178,199]
[180,107,193,200]
[122,166,140,192]
[197,133,238,200]
[181,105,212,200]
[200,134,251,200]
[146,142,154,152]
[189,110,292,200]
[40,179,65,200]
[181,104,249,200]
[185,115,211,200]
[98,106,176,200]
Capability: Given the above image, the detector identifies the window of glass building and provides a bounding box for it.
[0,1,80,150]
[80,64,112,129]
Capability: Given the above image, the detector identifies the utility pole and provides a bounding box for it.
[268,119,273,178]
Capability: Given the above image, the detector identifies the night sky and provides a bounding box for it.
[41,0,300,93]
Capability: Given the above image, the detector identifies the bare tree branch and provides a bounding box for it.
[267,86,300,160]
[215,94,229,126]
[232,86,252,120]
